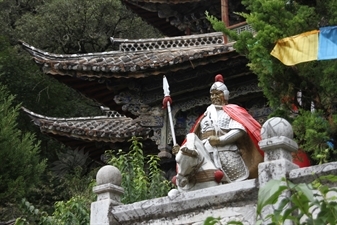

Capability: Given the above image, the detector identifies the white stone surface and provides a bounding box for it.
[258,159,298,187]
[93,183,124,202]
[259,136,298,153]
[96,165,122,185]
[109,179,258,225]
[289,162,337,184]
[138,204,256,225]
[90,199,116,225]
[260,117,293,139]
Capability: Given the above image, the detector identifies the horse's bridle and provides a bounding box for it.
[178,152,204,178]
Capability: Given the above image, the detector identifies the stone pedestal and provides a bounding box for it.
[90,165,124,225]
[258,117,299,225]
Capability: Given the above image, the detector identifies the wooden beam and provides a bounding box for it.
[221,0,229,27]
[221,0,229,43]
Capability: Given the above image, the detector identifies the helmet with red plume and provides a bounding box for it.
[210,74,229,100]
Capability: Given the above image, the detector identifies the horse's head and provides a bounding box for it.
[175,147,202,188]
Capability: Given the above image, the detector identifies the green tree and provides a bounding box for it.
[0,0,163,222]
[207,0,337,163]
[106,136,173,204]
[1,0,162,54]
[0,35,101,162]
[0,84,46,220]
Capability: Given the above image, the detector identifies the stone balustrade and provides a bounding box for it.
[90,117,337,225]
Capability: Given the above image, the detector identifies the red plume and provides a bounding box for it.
[215,74,224,83]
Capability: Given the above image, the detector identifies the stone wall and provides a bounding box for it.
[90,117,337,225]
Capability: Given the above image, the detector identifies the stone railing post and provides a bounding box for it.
[90,165,124,225]
[258,117,299,225]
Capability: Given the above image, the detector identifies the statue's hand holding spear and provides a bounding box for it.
[162,75,180,155]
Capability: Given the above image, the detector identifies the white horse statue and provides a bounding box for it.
[174,133,224,192]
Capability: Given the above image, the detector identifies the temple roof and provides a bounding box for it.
[22,107,152,160]
[22,107,150,142]
[20,32,247,113]
[19,32,234,79]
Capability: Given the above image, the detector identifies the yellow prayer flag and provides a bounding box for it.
[271,30,319,66]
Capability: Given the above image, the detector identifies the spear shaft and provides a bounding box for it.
[163,76,177,146]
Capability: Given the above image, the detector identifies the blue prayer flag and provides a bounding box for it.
[318,26,337,60]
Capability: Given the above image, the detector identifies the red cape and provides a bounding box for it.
[222,104,264,156]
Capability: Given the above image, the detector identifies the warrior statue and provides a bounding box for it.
[173,74,264,183]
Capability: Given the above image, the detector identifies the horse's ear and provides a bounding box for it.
[181,147,198,157]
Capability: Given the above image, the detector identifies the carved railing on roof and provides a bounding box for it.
[111,32,225,52]
[100,106,126,118]
[227,22,255,43]
[110,23,254,50]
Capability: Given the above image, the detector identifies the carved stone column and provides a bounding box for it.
[90,165,124,225]
[258,117,299,225]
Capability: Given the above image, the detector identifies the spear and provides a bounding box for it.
[162,75,177,146]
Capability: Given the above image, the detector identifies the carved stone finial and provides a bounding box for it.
[93,165,124,203]
[258,117,299,190]
[91,165,124,225]
[96,165,122,186]
[259,117,298,162]
[260,117,293,140]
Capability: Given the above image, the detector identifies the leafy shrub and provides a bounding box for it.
[16,196,90,225]
[257,176,337,225]
[105,136,173,204]
[292,110,337,164]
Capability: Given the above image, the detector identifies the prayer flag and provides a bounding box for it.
[270,26,337,65]
[271,30,319,66]
[318,26,337,60]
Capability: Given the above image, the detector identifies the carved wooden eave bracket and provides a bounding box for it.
[19,32,237,79]
[22,107,151,143]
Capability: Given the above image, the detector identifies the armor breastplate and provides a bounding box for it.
[200,107,245,135]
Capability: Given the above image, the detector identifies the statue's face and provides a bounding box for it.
[210,89,226,105]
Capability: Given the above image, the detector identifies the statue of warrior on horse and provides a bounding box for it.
[163,74,264,192]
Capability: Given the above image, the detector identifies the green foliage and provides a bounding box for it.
[0,84,46,214]
[13,166,96,224]
[207,0,337,163]
[49,196,90,225]
[203,216,244,225]
[292,110,337,164]
[203,216,221,225]
[106,136,173,204]
[17,195,91,225]
[205,11,239,41]
[257,176,337,225]
[9,0,162,53]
